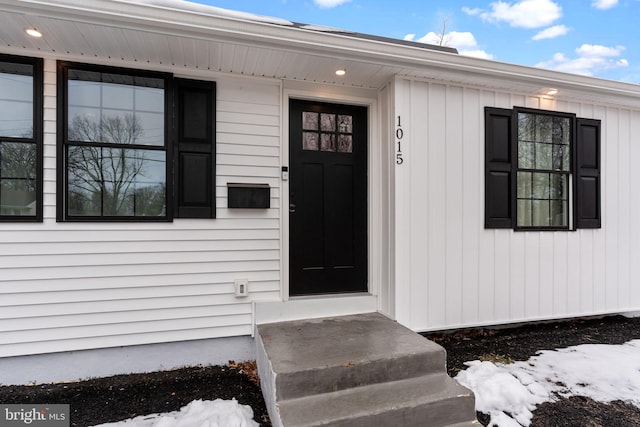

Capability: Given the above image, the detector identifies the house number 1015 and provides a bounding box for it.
[396,116,404,165]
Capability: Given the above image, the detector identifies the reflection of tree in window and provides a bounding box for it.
[0,141,36,215]
[301,111,353,153]
[0,59,38,217]
[67,114,165,216]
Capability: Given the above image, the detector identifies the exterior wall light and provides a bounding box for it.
[26,28,42,38]
[335,69,346,76]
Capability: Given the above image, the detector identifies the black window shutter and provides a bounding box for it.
[485,107,513,228]
[174,79,216,218]
[575,118,601,229]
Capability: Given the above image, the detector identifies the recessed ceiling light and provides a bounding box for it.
[26,28,42,38]
[545,88,558,96]
[335,69,346,76]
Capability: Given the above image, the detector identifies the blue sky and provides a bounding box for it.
[190,0,639,84]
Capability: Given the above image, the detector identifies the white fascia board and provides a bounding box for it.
[8,0,640,102]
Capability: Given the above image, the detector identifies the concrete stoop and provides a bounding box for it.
[256,312,478,427]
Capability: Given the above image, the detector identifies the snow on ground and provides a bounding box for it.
[91,399,258,427]
[455,339,640,427]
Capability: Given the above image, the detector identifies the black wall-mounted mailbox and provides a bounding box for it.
[227,183,270,209]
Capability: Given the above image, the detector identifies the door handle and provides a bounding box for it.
[289,203,296,213]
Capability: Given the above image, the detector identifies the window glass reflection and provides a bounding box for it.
[0,142,36,216]
[68,147,166,217]
[68,71,165,146]
[0,62,33,138]
[303,132,318,151]
[302,111,354,153]
[302,112,318,131]
[321,113,335,132]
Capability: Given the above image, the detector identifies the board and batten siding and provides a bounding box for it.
[0,59,282,358]
[393,76,640,332]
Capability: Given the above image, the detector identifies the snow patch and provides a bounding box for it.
[455,339,640,426]
[91,399,259,427]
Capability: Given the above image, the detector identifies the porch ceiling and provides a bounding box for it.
[0,0,427,89]
[1,0,639,107]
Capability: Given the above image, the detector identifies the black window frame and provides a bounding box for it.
[485,106,601,231]
[57,61,174,222]
[514,107,575,231]
[0,54,43,222]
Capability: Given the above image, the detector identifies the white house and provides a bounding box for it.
[1,0,640,384]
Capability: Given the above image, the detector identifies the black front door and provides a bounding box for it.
[289,99,368,296]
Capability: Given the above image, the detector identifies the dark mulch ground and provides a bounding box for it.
[2,315,640,427]
[0,363,270,427]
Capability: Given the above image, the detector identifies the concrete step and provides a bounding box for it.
[257,312,447,400]
[277,373,476,427]
[256,312,478,427]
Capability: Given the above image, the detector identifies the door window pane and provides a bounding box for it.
[302,111,353,154]
[321,134,336,152]
[302,112,318,130]
[338,115,352,133]
[338,135,353,153]
[321,113,335,131]
[303,132,318,151]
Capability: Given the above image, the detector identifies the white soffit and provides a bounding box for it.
[1,0,640,107]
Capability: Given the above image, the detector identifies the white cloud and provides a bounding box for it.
[592,0,618,9]
[407,31,494,60]
[313,0,350,8]
[461,6,482,16]
[464,0,562,29]
[576,43,625,57]
[532,24,569,40]
[536,44,628,76]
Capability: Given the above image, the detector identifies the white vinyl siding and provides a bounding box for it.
[0,60,282,357]
[393,76,640,332]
